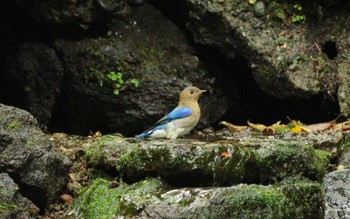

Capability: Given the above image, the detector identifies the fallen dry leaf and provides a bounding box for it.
[220,151,231,158]
[304,121,336,133]
[220,121,247,132]
[247,121,266,132]
[60,194,74,204]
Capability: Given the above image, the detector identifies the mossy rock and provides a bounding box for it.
[84,134,331,186]
[71,177,168,218]
[71,177,323,219]
[140,178,323,219]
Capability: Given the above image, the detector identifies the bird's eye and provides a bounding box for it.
[190,90,194,94]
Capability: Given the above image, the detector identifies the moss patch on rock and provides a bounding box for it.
[83,135,331,186]
[72,177,167,218]
[138,178,323,219]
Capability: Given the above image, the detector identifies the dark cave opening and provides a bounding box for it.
[196,45,340,127]
[8,173,47,214]
[322,41,338,60]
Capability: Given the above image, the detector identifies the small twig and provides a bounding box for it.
[315,42,322,53]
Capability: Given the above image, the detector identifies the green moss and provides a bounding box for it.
[6,120,20,129]
[203,179,323,219]
[310,56,329,77]
[0,202,17,211]
[256,143,330,182]
[278,179,323,217]
[341,134,350,150]
[24,138,37,147]
[84,135,116,165]
[73,177,166,218]
[309,150,330,180]
[268,1,286,22]
[226,186,290,218]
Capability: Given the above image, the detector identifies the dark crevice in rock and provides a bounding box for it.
[322,41,338,60]
[194,45,340,126]
[149,0,189,32]
[8,173,47,214]
[0,2,45,45]
[146,1,340,126]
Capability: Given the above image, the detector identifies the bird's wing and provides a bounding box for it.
[156,106,193,126]
[135,106,192,138]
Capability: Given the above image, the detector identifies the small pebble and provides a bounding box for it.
[254,1,266,18]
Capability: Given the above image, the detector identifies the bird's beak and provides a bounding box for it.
[200,90,207,94]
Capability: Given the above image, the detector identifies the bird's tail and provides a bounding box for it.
[135,124,165,139]
[135,131,151,139]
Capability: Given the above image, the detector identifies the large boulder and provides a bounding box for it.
[0,104,70,210]
[52,4,232,135]
[185,0,347,102]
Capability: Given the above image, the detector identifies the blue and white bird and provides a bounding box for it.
[136,86,206,139]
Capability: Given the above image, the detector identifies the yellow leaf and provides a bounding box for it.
[336,165,346,171]
[291,125,310,133]
[248,0,257,4]
[247,120,266,132]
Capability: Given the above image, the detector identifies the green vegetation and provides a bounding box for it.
[291,4,306,24]
[268,2,286,22]
[341,134,350,150]
[0,202,17,211]
[6,120,19,129]
[73,178,166,218]
[107,71,140,95]
[310,56,329,77]
[196,179,323,219]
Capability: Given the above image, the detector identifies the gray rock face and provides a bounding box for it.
[185,0,341,101]
[337,56,350,117]
[339,147,350,167]
[323,169,350,219]
[52,4,232,135]
[0,173,39,219]
[13,0,125,28]
[0,104,70,210]
[138,180,323,219]
[0,43,64,129]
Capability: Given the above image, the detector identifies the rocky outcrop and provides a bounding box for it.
[185,0,341,99]
[0,104,70,210]
[84,134,331,185]
[51,4,231,135]
[323,169,350,219]
[69,177,323,219]
[46,123,349,218]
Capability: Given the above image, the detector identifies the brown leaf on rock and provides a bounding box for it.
[304,121,336,133]
[220,121,247,132]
